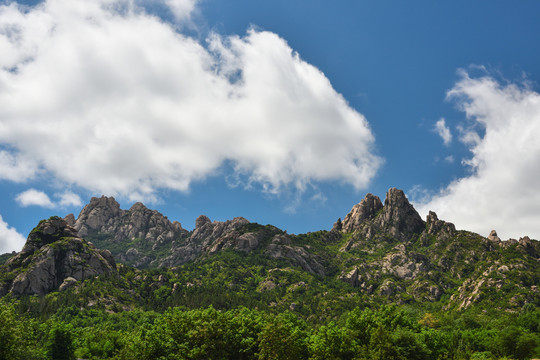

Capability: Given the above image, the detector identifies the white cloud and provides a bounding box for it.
[0,214,25,254]
[0,150,37,182]
[16,188,54,207]
[417,71,540,240]
[15,188,83,208]
[165,0,199,23]
[444,155,454,163]
[0,0,381,201]
[434,118,452,146]
[57,191,83,207]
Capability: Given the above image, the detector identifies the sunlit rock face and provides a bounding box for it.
[4,217,115,296]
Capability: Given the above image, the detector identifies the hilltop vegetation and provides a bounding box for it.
[0,188,539,359]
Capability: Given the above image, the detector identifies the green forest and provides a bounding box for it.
[1,196,539,359]
[1,246,539,360]
[1,295,539,359]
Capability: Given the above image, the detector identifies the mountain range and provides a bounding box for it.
[1,187,538,315]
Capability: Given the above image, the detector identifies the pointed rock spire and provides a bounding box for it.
[74,196,122,236]
[376,188,424,239]
[341,193,383,232]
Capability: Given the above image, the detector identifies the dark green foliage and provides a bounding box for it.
[2,212,540,358]
[46,323,75,360]
[0,298,539,359]
[0,252,13,266]
[258,312,309,360]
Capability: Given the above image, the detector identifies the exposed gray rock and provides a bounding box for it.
[265,234,325,276]
[340,193,383,233]
[426,211,456,238]
[487,230,501,242]
[339,188,426,253]
[159,216,251,267]
[59,277,78,292]
[374,188,424,241]
[74,196,186,244]
[518,236,537,257]
[5,217,116,296]
[64,213,76,227]
[71,196,188,267]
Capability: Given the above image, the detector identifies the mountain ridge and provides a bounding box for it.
[1,187,538,313]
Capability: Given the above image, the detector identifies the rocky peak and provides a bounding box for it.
[64,213,76,227]
[375,188,424,240]
[74,196,122,236]
[129,202,147,212]
[426,211,456,237]
[69,196,188,268]
[20,216,79,256]
[340,193,383,232]
[195,215,212,229]
[72,195,186,243]
[487,230,501,242]
[3,217,115,296]
[518,236,537,257]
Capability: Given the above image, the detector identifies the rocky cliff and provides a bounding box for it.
[68,197,326,273]
[66,196,188,267]
[0,217,115,296]
[335,189,539,308]
[3,187,537,311]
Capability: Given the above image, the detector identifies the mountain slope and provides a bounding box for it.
[0,216,115,296]
[1,188,538,314]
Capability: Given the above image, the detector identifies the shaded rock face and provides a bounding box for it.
[159,216,253,267]
[340,188,425,244]
[375,188,425,240]
[73,196,186,244]
[265,234,326,276]
[426,211,456,238]
[69,196,187,267]
[340,193,383,233]
[4,217,115,296]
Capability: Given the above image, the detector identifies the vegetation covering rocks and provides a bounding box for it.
[0,188,538,359]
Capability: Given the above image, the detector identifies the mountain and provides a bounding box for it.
[64,196,326,273]
[1,188,538,313]
[0,216,115,296]
[335,188,539,310]
[65,196,188,268]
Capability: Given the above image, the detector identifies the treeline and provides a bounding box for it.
[1,299,538,360]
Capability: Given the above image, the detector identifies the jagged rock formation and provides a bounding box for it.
[339,193,382,233]
[335,189,539,307]
[71,196,186,245]
[340,188,425,252]
[0,217,115,296]
[70,198,328,274]
[2,187,536,311]
[265,234,326,276]
[159,215,253,267]
[67,196,188,267]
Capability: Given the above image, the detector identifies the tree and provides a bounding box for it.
[258,312,309,360]
[46,322,75,360]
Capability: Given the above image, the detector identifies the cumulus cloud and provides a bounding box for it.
[164,0,199,23]
[15,188,83,208]
[0,150,37,182]
[434,118,452,146]
[16,188,55,207]
[0,0,381,202]
[417,71,540,240]
[0,214,25,253]
[58,191,83,207]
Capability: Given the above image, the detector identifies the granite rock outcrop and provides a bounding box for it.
[2,217,115,296]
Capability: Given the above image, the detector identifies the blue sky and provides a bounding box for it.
[1,0,540,253]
